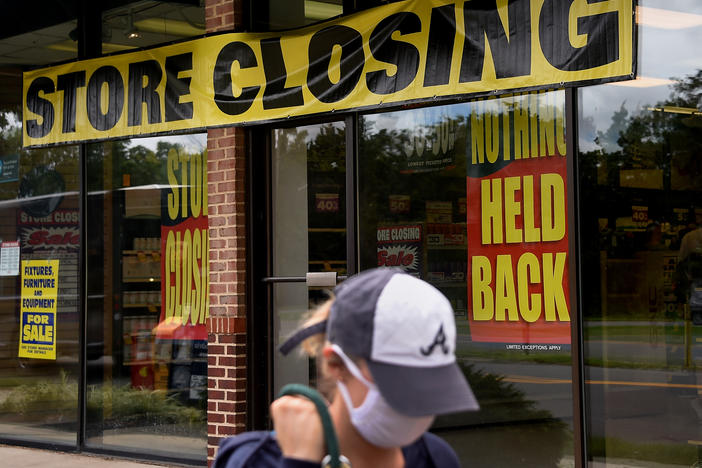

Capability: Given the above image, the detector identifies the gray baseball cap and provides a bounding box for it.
[280,267,479,417]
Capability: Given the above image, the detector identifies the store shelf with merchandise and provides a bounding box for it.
[424,222,468,318]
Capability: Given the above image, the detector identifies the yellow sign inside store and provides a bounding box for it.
[19,260,60,359]
[23,0,634,147]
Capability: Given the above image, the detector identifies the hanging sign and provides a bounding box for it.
[23,0,635,147]
[159,146,209,341]
[466,90,570,345]
[19,259,59,359]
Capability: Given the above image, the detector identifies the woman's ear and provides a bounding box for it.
[322,345,345,380]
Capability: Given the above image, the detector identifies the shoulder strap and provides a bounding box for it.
[420,432,461,468]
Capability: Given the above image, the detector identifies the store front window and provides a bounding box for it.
[0,1,207,460]
[0,115,80,446]
[85,133,207,461]
[580,1,702,465]
[0,11,80,447]
[359,90,574,466]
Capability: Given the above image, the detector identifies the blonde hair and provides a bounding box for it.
[299,298,333,357]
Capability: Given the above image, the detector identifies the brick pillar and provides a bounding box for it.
[205,1,247,465]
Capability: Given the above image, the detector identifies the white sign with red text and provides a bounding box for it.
[377,224,423,277]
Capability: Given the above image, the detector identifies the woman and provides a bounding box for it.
[215,268,478,467]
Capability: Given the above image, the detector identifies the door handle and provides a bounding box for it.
[261,272,345,287]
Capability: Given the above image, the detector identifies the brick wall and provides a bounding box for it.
[205,0,247,464]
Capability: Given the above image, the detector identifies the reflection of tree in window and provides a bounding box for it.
[18,166,65,218]
[358,114,468,269]
[588,70,702,191]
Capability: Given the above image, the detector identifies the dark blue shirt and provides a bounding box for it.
[214,431,460,468]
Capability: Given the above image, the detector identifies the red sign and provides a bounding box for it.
[466,92,571,345]
[315,193,340,213]
[159,148,208,341]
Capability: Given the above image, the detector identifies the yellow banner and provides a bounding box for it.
[23,0,634,147]
[19,260,59,360]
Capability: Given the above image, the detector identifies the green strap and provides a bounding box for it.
[277,383,342,468]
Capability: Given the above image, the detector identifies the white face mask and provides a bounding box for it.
[332,345,434,448]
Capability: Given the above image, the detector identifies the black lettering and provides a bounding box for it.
[424,5,456,87]
[261,37,304,110]
[165,53,194,122]
[540,0,619,71]
[213,42,260,116]
[307,25,364,103]
[128,60,162,126]
[366,12,421,95]
[25,77,55,138]
[87,66,124,131]
[57,71,86,133]
[460,0,531,82]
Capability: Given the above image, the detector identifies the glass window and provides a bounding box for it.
[85,133,207,461]
[0,12,80,446]
[359,90,574,466]
[0,125,80,446]
[579,1,702,465]
[251,0,344,31]
[102,1,205,53]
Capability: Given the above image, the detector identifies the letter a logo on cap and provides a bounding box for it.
[420,324,449,356]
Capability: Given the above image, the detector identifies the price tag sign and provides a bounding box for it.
[632,205,648,226]
[315,193,340,213]
[389,194,410,214]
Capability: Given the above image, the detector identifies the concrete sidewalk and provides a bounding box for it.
[0,444,188,467]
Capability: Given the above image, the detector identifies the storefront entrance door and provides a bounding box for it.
[268,121,348,395]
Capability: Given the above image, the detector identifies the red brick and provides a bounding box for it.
[217,136,236,148]
[218,425,239,435]
[218,204,236,215]
[218,356,236,366]
[215,3,234,15]
[208,193,225,204]
[209,367,225,377]
[208,390,225,400]
[217,182,238,192]
[209,238,226,249]
[218,334,236,344]
[207,127,225,138]
[208,171,224,183]
[210,260,225,271]
[207,148,225,160]
[209,412,225,423]
[217,158,236,170]
[206,16,222,29]
[210,284,227,294]
[218,401,236,412]
[218,379,239,390]
[226,390,245,400]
